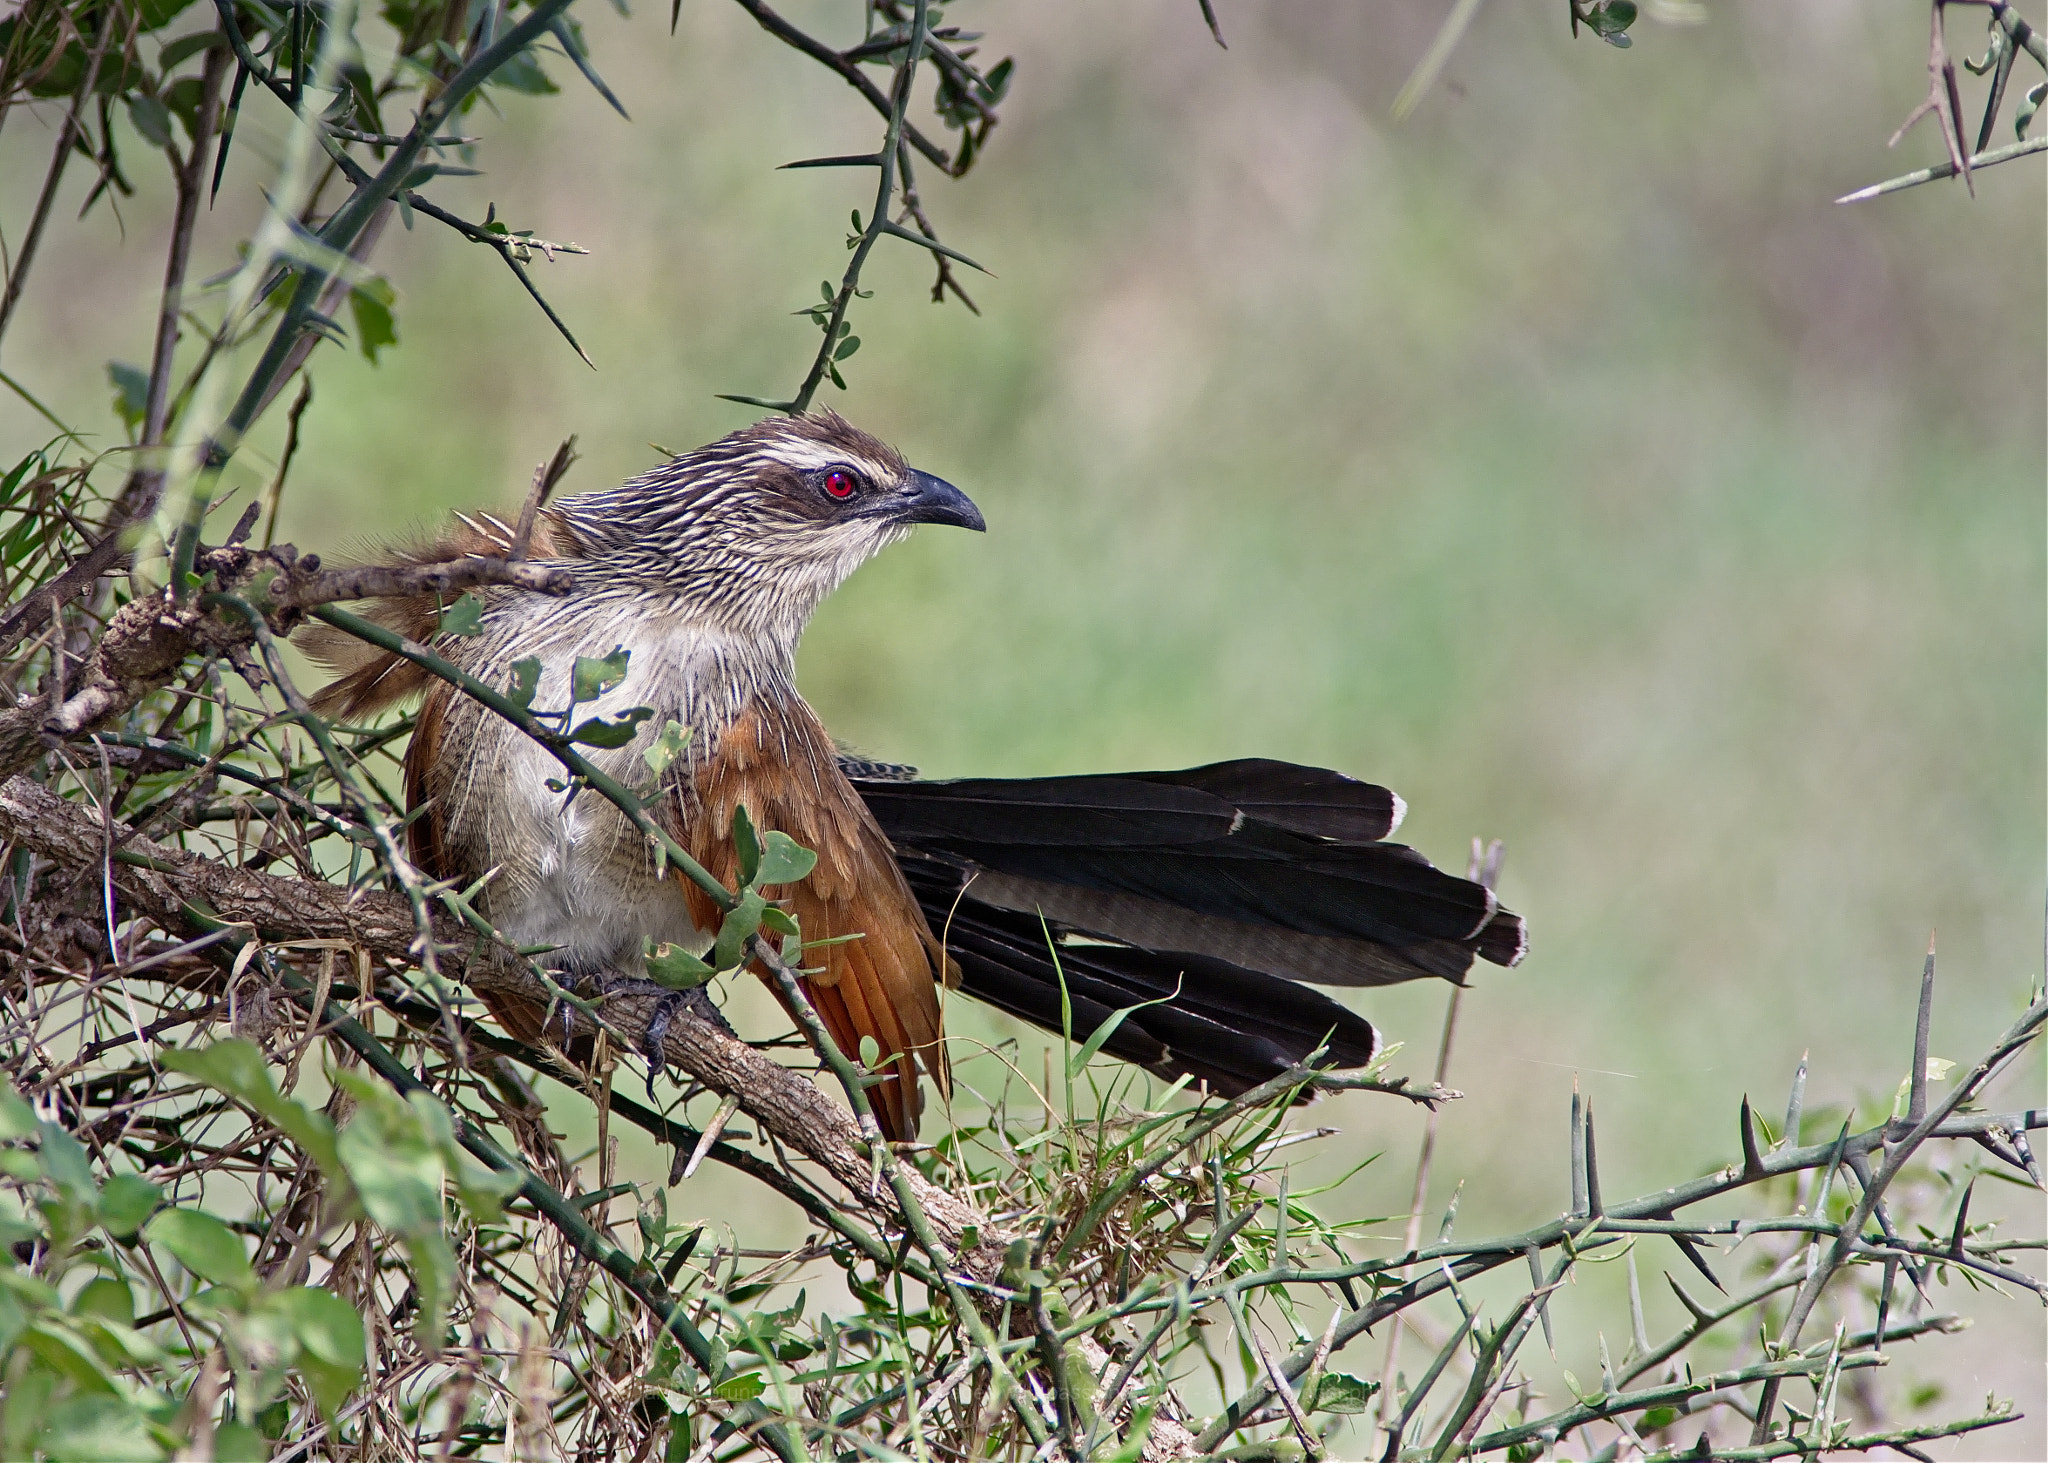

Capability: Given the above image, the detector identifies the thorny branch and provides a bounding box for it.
[724,0,1003,412]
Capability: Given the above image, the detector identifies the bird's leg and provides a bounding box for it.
[642,983,733,1057]
[573,966,736,1099]
[538,955,735,1090]
[637,984,734,1100]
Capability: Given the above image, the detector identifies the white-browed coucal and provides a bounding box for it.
[307,412,1525,1141]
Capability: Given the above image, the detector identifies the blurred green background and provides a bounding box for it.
[3,0,2042,1450]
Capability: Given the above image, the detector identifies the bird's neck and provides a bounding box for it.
[563,541,834,664]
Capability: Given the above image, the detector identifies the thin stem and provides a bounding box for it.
[0,5,118,350]
[1751,989,2047,1441]
[110,46,233,536]
[1374,976,1465,1442]
[787,0,928,414]
[754,944,1052,1451]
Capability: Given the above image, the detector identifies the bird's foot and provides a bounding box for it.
[587,977,734,1099]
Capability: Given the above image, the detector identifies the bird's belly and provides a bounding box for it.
[478,740,707,975]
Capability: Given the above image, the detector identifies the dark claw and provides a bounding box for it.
[644,992,684,1099]
[633,985,734,1099]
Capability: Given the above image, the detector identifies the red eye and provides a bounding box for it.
[823,470,856,500]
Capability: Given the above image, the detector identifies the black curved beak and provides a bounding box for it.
[898,469,985,531]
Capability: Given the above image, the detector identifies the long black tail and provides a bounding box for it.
[848,757,1525,1098]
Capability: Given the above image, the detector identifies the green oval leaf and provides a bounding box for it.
[713,1371,765,1403]
[144,1207,253,1287]
[0,1085,35,1139]
[642,719,691,774]
[95,1173,163,1238]
[37,1394,165,1463]
[508,656,543,709]
[437,590,484,637]
[276,1286,367,1369]
[570,646,631,704]
[1304,1370,1375,1414]
[126,94,172,149]
[70,1277,134,1327]
[569,706,654,747]
[644,942,715,991]
[754,831,817,887]
[106,362,149,434]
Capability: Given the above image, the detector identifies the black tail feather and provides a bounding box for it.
[853,758,1527,992]
[844,757,1524,1095]
[901,857,1380,1098]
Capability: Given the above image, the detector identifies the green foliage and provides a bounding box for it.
[642,718,690,774]
[143,1207,254,1287]
[569,645,630,703]
[161,1040,343,1177]
[0,1056,390,1457]
[506,654,544,709]
[1571,0,1639,48]
[568,704,652,746]
[347,279,400,365]
[712,1370,765,1403]
[435,589,486,636]
[754,830,817,886]
[328,1068,519,1346]
[644,939,716,990]
[106,362,148,438]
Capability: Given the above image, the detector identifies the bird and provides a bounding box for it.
[305,411,1525,1142]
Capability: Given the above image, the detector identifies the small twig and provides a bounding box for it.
[731,0,956,173]
[284,554,573,609]
[323,125,482,147]
[510,439,578,560]
[1886,2,1975,196]
[1473,1351,1903,1455]
[0,5,119,350]
[1231,1289,1320,1460]
[788,4,932,415]
[1374,839,1490,1443]
[260,379,315,550]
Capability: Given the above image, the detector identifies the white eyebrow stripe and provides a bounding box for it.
[759,441,898,479]
[763,442,846,472]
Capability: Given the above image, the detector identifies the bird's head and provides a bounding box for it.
[551,410,983,637]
